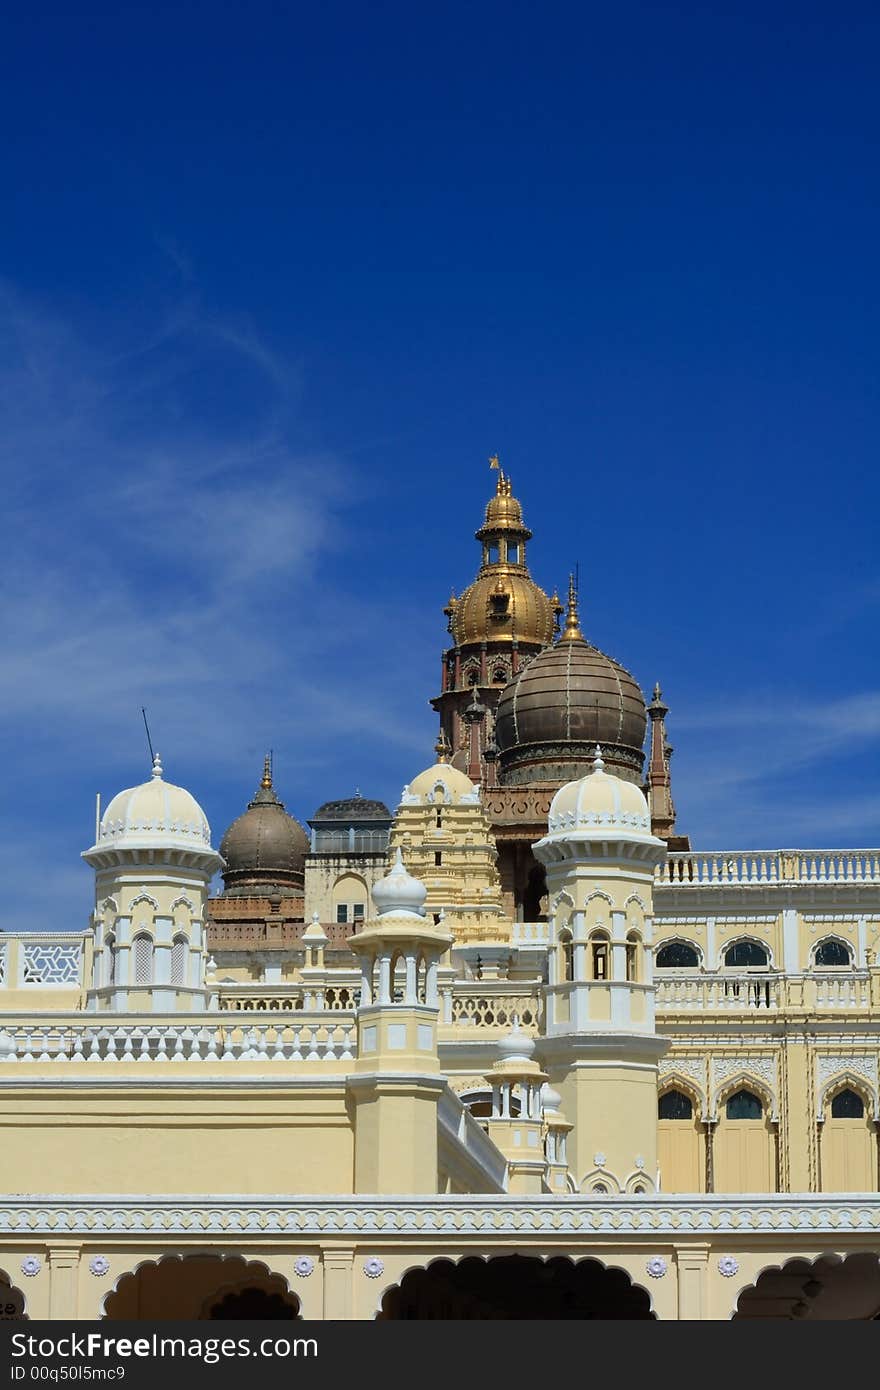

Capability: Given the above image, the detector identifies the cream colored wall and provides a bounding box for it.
[303,856,388,925]
[0,1085,355,1195]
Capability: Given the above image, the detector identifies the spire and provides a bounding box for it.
[261,752,273,789]
[435,730,451,764]
[647,681,677,839]
[151,754,163,780]
[591,745,605,773]
[559,573,584,643]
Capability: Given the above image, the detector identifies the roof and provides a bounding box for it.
[310,796,392,823]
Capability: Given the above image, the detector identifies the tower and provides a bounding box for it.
[347,851,453,1193]
[82,755,223,1012]
[430,464,561,779]
[532,749,668,1192]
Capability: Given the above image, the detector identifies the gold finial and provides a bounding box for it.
[559,573,584,642]
[435,730,451,763]
[261,752,273,789]
[489,453,500,470]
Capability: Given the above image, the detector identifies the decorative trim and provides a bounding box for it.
[646,1257,667,1278]
[20,1256,41,1277]
[363,1257,384,1278]
[88,1255,110,1277]
[293,1256,315,1277]
[718,1256,739,1277]
[2,1196,880,1239]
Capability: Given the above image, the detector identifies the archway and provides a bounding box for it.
[378,1255,655,1319]
[734,1253,880,1319]
[0,1271,28,1321]
[103,1255,300,1321]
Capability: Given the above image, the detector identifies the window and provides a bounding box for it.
[486,542,499,564]
[434,851,442,866]
[659,1090,693,1120]
[170,934,188,986]
[132,934,153,985]
[104,935,116,987]
[726,1089,763,1120]
[831,1088,865,1119]
[336,904,348,924]
[591,935,609,980]
[559,931,574,982]
[352,903,365,921]
[435,810,443,828]
[492,668,507,684]
[507,542,521,563]
[723,940,769,968]
[815,938,851,967]
[656,941,699,969]
[626,932,640,982]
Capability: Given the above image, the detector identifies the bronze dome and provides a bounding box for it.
[494,585,647,786]
[219,758,309,897]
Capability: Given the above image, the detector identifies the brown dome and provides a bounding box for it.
[219,759,309,897]
[494,593,647,785]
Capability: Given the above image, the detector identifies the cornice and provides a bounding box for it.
[2,1194,880,1239]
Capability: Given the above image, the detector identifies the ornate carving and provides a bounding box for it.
[20,1257,41,1277]
[293,1257,315,1277]
[22,944,80,986]
[646,1257,667,1278]
[363,1257,384,1278]
[718,1256,739,1277]
[88,1256,110,1277]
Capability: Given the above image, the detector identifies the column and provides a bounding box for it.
[48,1244,81,1320]
[322,1245,355,1320]
[675,1245,709,1320]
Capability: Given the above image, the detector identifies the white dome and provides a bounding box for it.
[97,756,212,850]
[402,760,479,806]
[546,748,651,838]
[496,1017,536,1064]
[371,848,428,918]
[540,1081,562,1115]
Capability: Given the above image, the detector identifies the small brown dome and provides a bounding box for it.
[494,588,647,785]
[219,758,309,897]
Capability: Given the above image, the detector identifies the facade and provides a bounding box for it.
[2,470,880,1322]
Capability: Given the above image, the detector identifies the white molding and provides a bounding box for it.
[1,1194,879,1238]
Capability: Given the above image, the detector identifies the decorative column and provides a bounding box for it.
[48,1244,80,1320]
[321,1246,355,1320]
[483,1021,548,1195]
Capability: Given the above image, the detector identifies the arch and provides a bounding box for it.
[831,1088,865,1119]
[659,1072,706,1117]
[725,1088,763,1120]
[557,927,575,983]
[813,936,853,968]
[579,1168,621,1195]
[625,930,641,983]
[722,938,771,968]
[377,1254,655,1320]
[428,780,453,805]
[0,1267,28,1320]
[550,890,575,916]
[102,1254,299,1321]
[733,1252,880,1320]
[131,933,154,985]
[104,934,117,988]
[458,1087,521,1119]
[100,896,118,917]
[169,894,196,913]
[331,872,369,926]
[128,890,160,911]
[659,1088,694,1120]
[622,1170,656,1194]
[713,1071,777,1122]
[819,1071,876,1121]
[585,889,613,911]
[623,893,648,913]
[655,939,701,970]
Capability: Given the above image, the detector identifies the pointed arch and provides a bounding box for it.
[659,1072,706,1120]
[713,1071,777,1122]
[579,1168,621,1195]
[721,936,772,968]
[819,1071,877,1122]
[128,889,160,911]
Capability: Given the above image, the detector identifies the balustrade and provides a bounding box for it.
[657,849,880,887]
[0,1018,356,1064]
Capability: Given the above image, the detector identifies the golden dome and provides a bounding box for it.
[451,570,557,646]
[449,467,561,648]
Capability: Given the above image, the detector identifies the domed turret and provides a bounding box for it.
[219,756,309,897]
[494,578,647,785]
[545,748,652,840]
[94,754,212,851]
[371,848,428,918]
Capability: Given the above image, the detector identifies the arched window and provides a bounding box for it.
[625,932,640,982]
[104,934,116,987]
[492,667,507,684]
[655,941,700,969]
[558,930,574,982]
[659,1089,693,1120]
[726,1089,763,1120]
[170,934,189,986]
[815,938,852,968]
[132,933,153,985]
[831,1088,865,1119]
[591,932,609,981]
[723,940,769,968]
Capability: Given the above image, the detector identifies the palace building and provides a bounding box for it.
[2,468,880,1322]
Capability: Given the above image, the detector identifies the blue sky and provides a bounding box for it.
[2,2,879,927]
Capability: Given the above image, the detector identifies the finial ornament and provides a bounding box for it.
[489,453,500,470]
[151,754,163,780]
[261,752,273,789]
[559,573,584,642]
[435,730,451,763]
[653,682,662,702]
[592,745,605,773]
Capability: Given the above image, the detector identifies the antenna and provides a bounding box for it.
[141,707,155,765]
[574,561,579,599]
[95,792,101,843]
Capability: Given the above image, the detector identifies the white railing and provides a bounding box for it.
[511,922,549,946]
[0,1017,356,1063]
[656,849,880,887]
[655,972,872,1012]
[655,974,779,1010]
[217,983,361,1011]
[449,988,543,1031]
